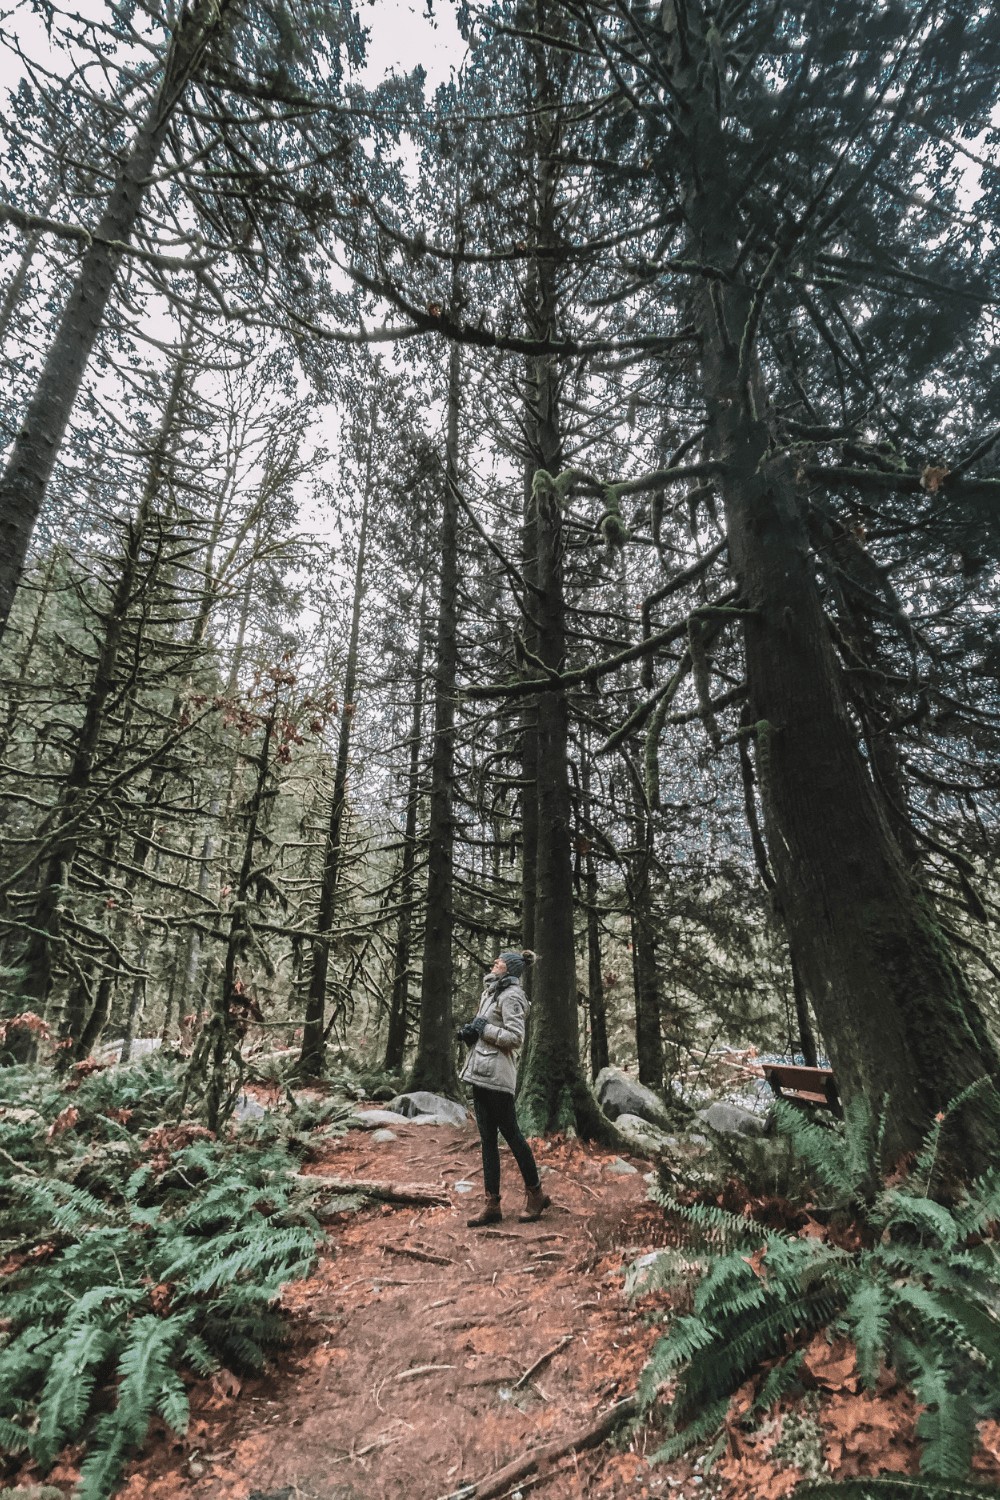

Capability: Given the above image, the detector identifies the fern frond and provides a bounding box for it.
[955,1168,1000,1239]
[0,1414,34,1454]
[651,1395,730,1461]
[841,1279,892,1390]
[155,1368,190,1436]
[894,1331,976,1480]
[109,1316,179,1449]
[74,1414,127,1500]
[771,1100,854,1200]
[35,1322,112,1466]
[877,1192,959,1249]
[652,1195,761,1250]
[625,1246,706,1301]
[754,1346,806,1411]
[637,1315,717,1407]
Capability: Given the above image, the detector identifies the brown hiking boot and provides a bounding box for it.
[467,1193,502,1228]
[518,1184,551,1222]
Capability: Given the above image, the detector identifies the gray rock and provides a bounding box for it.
[607,1156,639,1175]
[408,1113,464,1127]
[97,1036,163,1065]
[595,1066,674,1131]
[614,1112,676,1156]
[371,1128,397,1143]
[696,1101,769,1138]
[388,1091,467,1127]
[234,1094,268,1123]
[348,1107,411,1129]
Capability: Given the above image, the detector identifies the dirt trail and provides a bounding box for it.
[115,1116,668,1500]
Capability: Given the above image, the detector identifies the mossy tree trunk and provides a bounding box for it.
[512,22,611,1139]
[298,462,372,1078]
[624,760,665,1092]
[663,0,1000,1171]
[580,734,609,1080]
[384,578,428,1073]
[407,319,462,1098]
[10,329,190,1043]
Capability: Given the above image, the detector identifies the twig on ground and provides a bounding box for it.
[395,1363,457,1381]
[381,1242,456,1266]
[512,1334,574,1391]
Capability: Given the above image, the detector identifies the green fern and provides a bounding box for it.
[633,1099,1000,1482]
[0,1058,349,1500]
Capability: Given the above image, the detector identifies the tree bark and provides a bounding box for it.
[407,329,462,1096]
[580,737,609,1079]
[384,578,429,1072]
[514,13,608,1138]
[298,465,372,1077]
[662,0,1000,1169]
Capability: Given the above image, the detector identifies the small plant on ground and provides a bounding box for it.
[631,1093,1000,1482]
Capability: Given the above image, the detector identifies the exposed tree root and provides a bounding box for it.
[293,1172,451,1208]
[437,1396,638,1500]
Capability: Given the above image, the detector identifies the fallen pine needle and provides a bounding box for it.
[396,1363,457,1381]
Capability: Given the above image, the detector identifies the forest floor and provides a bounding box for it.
[108,1113,671,1500]
[24,1102,1000,1500]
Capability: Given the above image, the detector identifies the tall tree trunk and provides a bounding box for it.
[514,18,608,1137]
[0,0,227,642]
[624,765,664,1091]
[384,579,429,1072]
[203,708,274,1131]
[298,470,372,1077]
[663,0,1000,1170]
[579,732,608,1079]
[407,334,462,1096]
[11,335,189,1030]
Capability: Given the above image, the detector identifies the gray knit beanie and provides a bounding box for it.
[498,949,525,977]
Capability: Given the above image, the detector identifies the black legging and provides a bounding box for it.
[472,1085,540,1197]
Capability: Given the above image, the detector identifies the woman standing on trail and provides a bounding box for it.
[458,949,550,1228]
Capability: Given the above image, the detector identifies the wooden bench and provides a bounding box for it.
[762,1063,841,1115]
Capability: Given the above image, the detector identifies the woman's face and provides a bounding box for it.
[491,957,508,976]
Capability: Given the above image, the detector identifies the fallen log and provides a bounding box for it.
[438,1397,638,1500]
[292,1173,451,1209]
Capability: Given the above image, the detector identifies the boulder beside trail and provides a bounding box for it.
[595,1066,675,1131]
[388,1091,468,1127]
[606,1156,640,1176]
[349,1107,414,1129]
[695,1100,770,1138]
[613,1111,677,1157]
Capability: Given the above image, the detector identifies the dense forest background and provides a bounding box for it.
[1,0,1000,1151]
[5,3,1000,1498]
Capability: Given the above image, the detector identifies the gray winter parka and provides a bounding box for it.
[459,975,529,1095]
